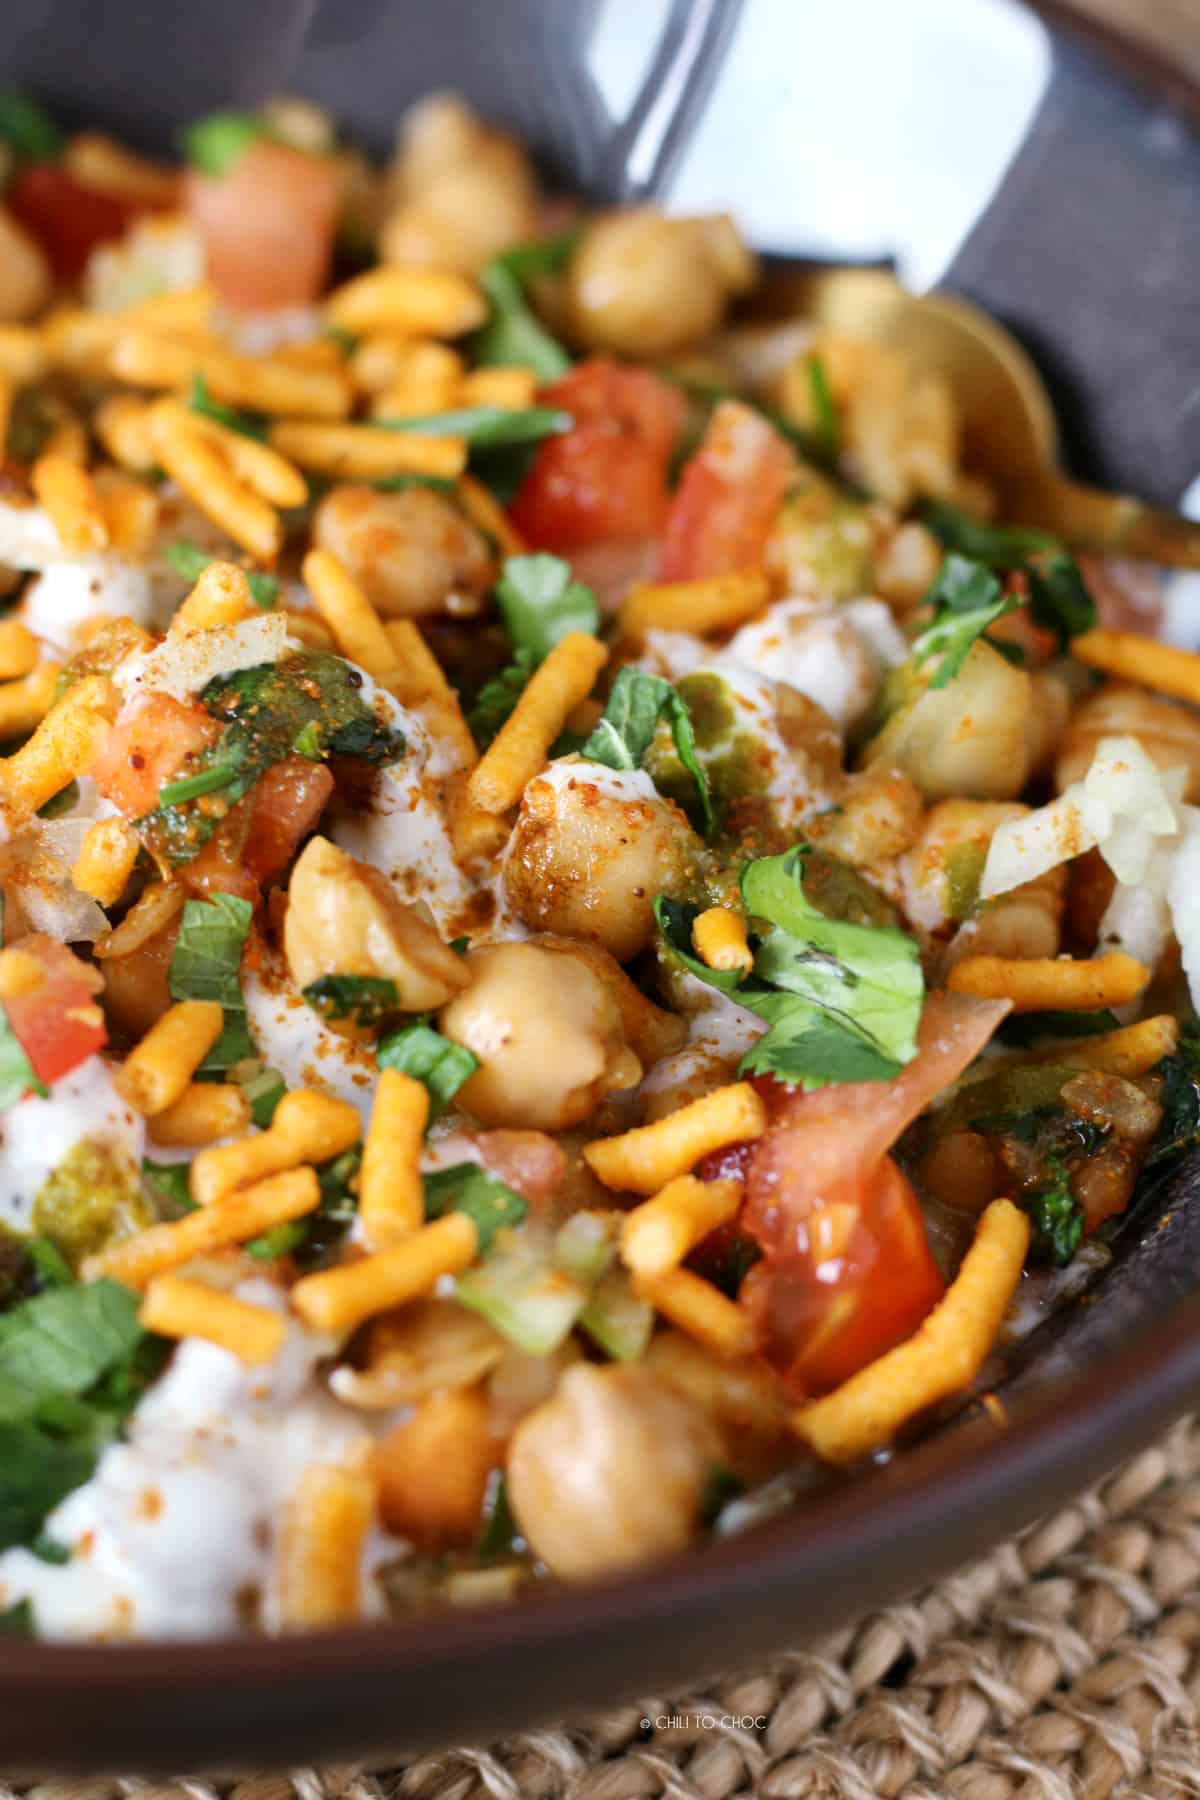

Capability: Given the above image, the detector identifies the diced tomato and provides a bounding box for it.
[658,399,793,581]
[740,991,1011,1399]
[91,692,221,820]
[740,1157,945,1397]
[5,936,106,1087]
[510,359,685,552]
[184,756,333,899]
[7,166,142,281]
[186,140,341,311]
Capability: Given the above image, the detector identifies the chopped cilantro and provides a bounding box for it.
[158,762,239,806]
[165,539,278,610]
[468,649,535,749]
[911,554,1018,689]
[0,1599,33,1636]
[188,372,267,442]
[495,553,598,662]
[376,406,572,448]
[471,237,575,382]
[0,91,63,161]
[239,1066,285,1128]
[656,844,925,1091]
[477,1468,522,1561]
[1022,1157,1084,1266]
[923,502,1097,645]
[141,1158,193,1215]
[0,1008,46,1113]
[806,353,839,460]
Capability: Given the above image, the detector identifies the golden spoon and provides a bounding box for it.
[754,266,1200,568]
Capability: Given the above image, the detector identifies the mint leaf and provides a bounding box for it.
[377,1017,478,1121]
[911,553,1017,688]
[422,1163,527,1254]
[181,111,266,178]
[377,406,571,448]
[923,503,1096,645]
[302,975,398,1028]
[581,666,713,835]
[0,1281,143,1427]
[495,553,598,662]
[168,892,254,1073]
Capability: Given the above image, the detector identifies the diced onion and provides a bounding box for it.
[115,613,289,702]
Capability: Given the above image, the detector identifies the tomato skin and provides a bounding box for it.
[5,937,106,1087]
[510,359,685,552]
[91,693,221,821]
[186,141,341,311]
[184,756,333,899]
[658,399,793,580]
[8,166,141,281]
[740,1157,944,1398]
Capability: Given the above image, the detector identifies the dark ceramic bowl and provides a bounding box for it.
[1,0,1199,1775]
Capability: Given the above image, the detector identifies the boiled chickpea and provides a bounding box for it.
[565,209,756,357]
[381,93,539,274]
[1055,683,1200,799]
[506,1363,722,1581]
[284,835,468,1020]
[312,485,493,620]
[502,763,702,962]
[439,942,641,1131]
[866,640,1035,801]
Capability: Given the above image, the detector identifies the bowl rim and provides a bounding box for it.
[2,3,1199,1775]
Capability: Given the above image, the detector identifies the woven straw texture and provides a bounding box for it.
[9,1414,1200,1800]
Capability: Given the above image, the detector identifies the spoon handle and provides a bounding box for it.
[1016,473,1200,570]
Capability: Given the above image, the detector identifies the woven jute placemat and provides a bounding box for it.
[10,1413,1200,1800]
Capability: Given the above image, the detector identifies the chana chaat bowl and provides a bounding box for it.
[0,85,1194,1642]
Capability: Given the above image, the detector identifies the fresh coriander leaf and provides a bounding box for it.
[376,406,572,449]
[743,849,924,1067]
[922,502,1057,565]
[652,896,746,996]
[168,892,254,1073]
[371,473,456,494]
[656,845,925,1092]
[471,260,571,383]
[422,1163,527,1254]
[1025,548,1097,641]
[467,648,535,749]
[36,780,79,820]
[158,762,238,806]
[302,975,398,1028]
[0,1280,144,1427]
[922,503,1096,645]
[806,354,839,460]
[181,110,267,178]
[581,666,714,835]
[911,553,1018,688]
[0,91,63,161]
[1022,1158,1083,1266]
[240,1066,285,1127]
[998,1009,1121,1048]
[245,571,278,609]
[0,1597,34,1635]
[188,371,267,441]
[23,1238,74,1289]
[141,1157,194,1215]
[0,1008,46,1112]
[494,553,598,661]
[377,1017,478,1121]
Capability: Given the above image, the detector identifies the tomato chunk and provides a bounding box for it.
[510,359,685,552]
[7,166,141,281]
[186,140,341,311]
[741,1156,945,1397]
[5,936,106,1087]
[658,399,793,580]
[184,756,333,899]
[91,693,221,821]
